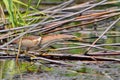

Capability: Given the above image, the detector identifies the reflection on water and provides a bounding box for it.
[0,0,120,79]
[0,27,120,80]
[0,60,16,80]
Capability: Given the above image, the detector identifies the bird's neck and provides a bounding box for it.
[33,37,42,45]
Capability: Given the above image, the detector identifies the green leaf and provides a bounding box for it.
[13,0,37,10]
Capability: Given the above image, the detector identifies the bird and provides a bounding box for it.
[12,36,42,58]
[13,36,42,50]
[12,34,83,56]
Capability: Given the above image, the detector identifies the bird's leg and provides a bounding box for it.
[24,48,28,55]
[37,49,46,55]
[24,48,36,59]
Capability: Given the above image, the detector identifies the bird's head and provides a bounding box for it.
[33,37,42,45]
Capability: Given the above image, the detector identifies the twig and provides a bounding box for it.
[0,0,74,48]
[87,51,120,56]
[84,17,120,55]
[48,43,117,52]
[1,53,120,62]
[0,55,72,66]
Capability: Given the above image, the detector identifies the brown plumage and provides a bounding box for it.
[41,34,75,45]
[40,34,82,49]
[13,36,41,48]
[13,34,81,50]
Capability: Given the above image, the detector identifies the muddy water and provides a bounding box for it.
[0,0,120,79]
[0,26,120,80]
